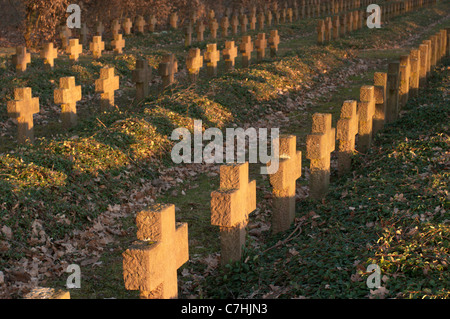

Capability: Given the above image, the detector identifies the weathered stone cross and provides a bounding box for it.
[132,59,152,100]
[186,48,203,81]
[158,53,178,89]
[7,87,40,144]
[123,204,189,299]
[112,33,125,54]
[54,76,82,128]
[357,85,375,153]
[12,46,31,72]
[255,33,267,62]
[239,35,253,68]
[211,162,256,266]
[223,41,238,71]
[268,135,302,234]
[41,43,58,69]
[90,36,105,58]
[66,38,83,61]
[306,113,336,199]
[336,100,358,176]
[204,43,220,76]
[269,30,280,57]
[95,67,119,110]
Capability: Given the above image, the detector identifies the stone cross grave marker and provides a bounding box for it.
[258,12,265,30]
[135,15,146,34]
[386,61,400,123]
[122,18,133,35]
[96,21,105,36]
[112,33,125,54]
[373,72,387,135]
[231,14,239,35]
[239,14,248,33]
[220,16,229,37]
[90,36,105,58]
[357,85,375,153]
[54,76,82,128]
[123,204,189,299]
[7,87,39,144]
[223,41,238,71]
[317,20,325,44]
[211,162,256,266]
[95,67,119,110]
[169,12,178,29]
[196,21,205,42]
[306,113,336,200]
[336,100,358,176]
[255,33,267,62]
[80,23,89,46]
[266,10,273,26]
[418,43,429,87]
[324,17,332,43]
[112,19,121,36]
[204,43,221,77]
[148,15,157,32]
[409,49,420,98]
[209,18,219,40]
[186,48,203,82]
[332,16,340,40]
[398,55,410,110]
[41,43,58,69]
[269,30,280,57]
[12,46,31,72]
[268,135,302,234]
[67,38,83,61]
[132,59,152,100]
[158,54,178,89]
[239,35,253,68]
[184,23,193,47]
[59,25,71,50]
[249,12,257,30]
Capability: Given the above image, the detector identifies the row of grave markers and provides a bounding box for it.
[317,0,438,44]
[7,31,281,144]
[121,27,449,300]
[23,24,448,300]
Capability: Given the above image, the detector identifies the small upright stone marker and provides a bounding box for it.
[111,19,121,36]
[211,163,256,266]
[112,33,125,54]
[373,72,388,134]
[257,12,265,30]
[95,21,105,36]
[255,33,267,62]
[240,14,248,33]
[268,135,302,234]
[7,87,40,144]
[158,54,178,89]
[132,59,152,100]
[184,23,193,47]
[239,36,253,68]
[169,12,178,29]
[122,18,133,35]
[409,49,420,98]
[148,15,157,32]
[95,67,119,110]
[386,62,400,123]
[90,36,105,58]
[268,30,280,57]
[209,18,219,40]
[12,46,31,72]
[398,55,410,109]
[317,20,325,44]
[54,76,82,128]
[186,48,203,81]
[66,38,83,61]
[358,86,376,153]
[418,43,429,87]
[135,15,147,34]
[80,23,89,46]
[220,16,229,37]
[123,204,189,299]
[59,25,71,50]
[306,113,336,200]
[223,41,238,71]
[336,100,358,176]
[41,43,58,69]
[231,14,239,35]
[204,43,220,77]
[196,22,205,42]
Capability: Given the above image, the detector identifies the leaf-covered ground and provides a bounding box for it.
[0,2,449,298]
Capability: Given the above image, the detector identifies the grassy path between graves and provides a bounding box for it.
[0,3,449,298]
